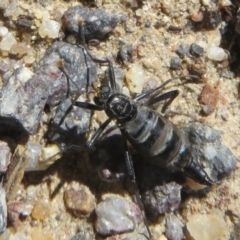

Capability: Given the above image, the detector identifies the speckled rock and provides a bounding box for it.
[165,213,184,240]
[0,141,11,173]
[37,41,97,106]
[95,195,143,236]
[0,186,7,233]
[0,66,49,134]
[181,123,237,184]
[62,6,120,41]
[142,182,182,217]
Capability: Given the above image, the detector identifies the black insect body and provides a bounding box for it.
[87,79,213,186]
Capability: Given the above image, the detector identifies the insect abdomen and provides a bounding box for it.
[125,106,182,165]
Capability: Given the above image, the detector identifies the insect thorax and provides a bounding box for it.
[104,93,137,124]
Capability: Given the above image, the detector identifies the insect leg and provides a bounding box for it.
[79,22,117,91]
[120,129,152,239]
[134,75,199,102]
[74,101,103,111]
[87,118,112,148]
[145,90,179,113]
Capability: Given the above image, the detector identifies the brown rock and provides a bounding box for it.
[64,186,96,217]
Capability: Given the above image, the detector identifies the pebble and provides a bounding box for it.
[62,6,119,40]
[4,2,23,21]
[118,44,137,65]
[31,199,51,221]
[0,66,49,134]
[165,214,184,240]
[220,0,232,6]
[175,44,190,58]
[0,32,17,52]
[64,186,96,217]
[0,27,8,37]
[31,227,54,240]
[7,201,33,229]
[0,141,11,173]
[206,46,227,61]
[10,43,28,58]
[203,10,222,30]
[181,123,237,184]
[38,19,61,39]
[0,186,7,233]
[125,64,145,93]
[95,195,143,236]
[142,182,182,217]
[24,143,41,171]
[186,213,227,240]
[170,57,182,70]
[199,83,219,113]
[190,43,204,57]
[25,142,61,171]
[191,10,204,22]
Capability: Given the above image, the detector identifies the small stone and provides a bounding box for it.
[199,83,219,112]
[125,64,145,93]
[7,201,33,229]
[207,46,227,61]
[0,66,49,134]
[0,141,11,173]
[191,10,204,22]
[31,227,54,240]
[201,0,211,6]
[95,195,143,236]
[203,10,222,30]
[62,6,119,40]
[38,19,61,39]
[64,186,96,217]
[165,214,184,240]
[0,186,7,233]
[202,104,214,115]
[170,57,182,70]
[25,142,61,171]
[4,2,23,21]
[0,32,17,52]
[175,44,190,58]
[0,27,8,37]
[31,199,51,221]
[187,62,207,77]
[186,213,227,240]
[10,43,28,58]
[142,182,182,217]
[190,43,204,57]
[220,0,232,7]
[118,44,136,65]
[181,123,237,183]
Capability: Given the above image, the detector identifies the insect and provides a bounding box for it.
[54,24,215,239]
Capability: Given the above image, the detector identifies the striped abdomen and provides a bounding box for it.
[125,106,182,166]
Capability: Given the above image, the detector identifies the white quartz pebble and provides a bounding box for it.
[38,19,61,39]
[0,27,8,37]
[206,46,227,62]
